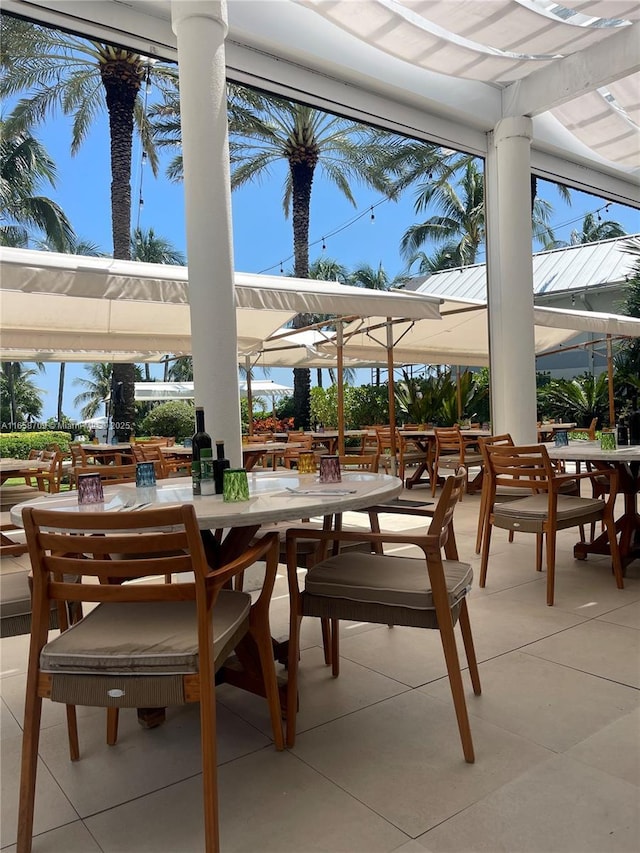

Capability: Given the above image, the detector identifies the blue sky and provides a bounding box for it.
[14,110,640,423]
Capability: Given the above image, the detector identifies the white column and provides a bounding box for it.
[171,1,242,466]
[485,116,537,444]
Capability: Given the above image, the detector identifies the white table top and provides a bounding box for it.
[547,441,640,463]
[10,470,403,529]
[81,443,132,452]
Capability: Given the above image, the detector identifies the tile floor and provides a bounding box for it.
[1,486,639,852]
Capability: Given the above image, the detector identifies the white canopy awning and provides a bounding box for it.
[0,247,441,362]
[321,294,640,367]
[134,380,294,401]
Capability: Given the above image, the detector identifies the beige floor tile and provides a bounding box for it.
[421,753,640,852]
[218,644,409,737]
[85,750,408,853]
[597,599,640,629]
[390,841,434,853]
[292,689,552,837]
[565,707,640,788]
[525,619,640,688]
[3,820,103,853]
[1,695,22,740]
[0,631,32,678]
[421,650,640,752]
[30,701,271,817]
[1,733,79,849]
[1,671,103,733]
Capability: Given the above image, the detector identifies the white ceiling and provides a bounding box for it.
[3,0,638,205]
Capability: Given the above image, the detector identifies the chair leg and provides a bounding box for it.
[66,705,80,760]
[106,707,119,746]
[431,463,438,496]
[603,513,625,591]
[458,600,481,696]
[546,533,556,606]
[251,616,285,751]
[330,618,340,677]
[17,688,43,853]
[320,617,331,665]
[535,534,543,572]
[475,483,488,554]
[479,520,493,587]
[286,613,302,748]
[436,606,475,763]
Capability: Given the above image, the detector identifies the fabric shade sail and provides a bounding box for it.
[322,295,640,367]
[133,380,293,401]
[0,247,441,362]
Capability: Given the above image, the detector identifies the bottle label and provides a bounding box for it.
[192,460,201,495]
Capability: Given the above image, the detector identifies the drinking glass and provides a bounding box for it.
[319,455,341,484]
[554,430,569,447]
[600,432,616,451]
[297,451,317,474]
[136,461,156,487]
[77,473,104,505]
[223,468,250,502]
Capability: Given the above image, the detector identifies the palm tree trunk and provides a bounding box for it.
[57,362,65,424]
[291,160,315,428]
[102,62,140,440]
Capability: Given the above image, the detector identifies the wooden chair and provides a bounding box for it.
[432,426,483,496]
[375,427,397,474]
[479,444,624,606]
[337,453,379,472]
[137,443,170,479]
[18,505,283,853]
[73,463,138,486]
[283,434,317,469]
[285,469,480,762]
[398,430,431,485]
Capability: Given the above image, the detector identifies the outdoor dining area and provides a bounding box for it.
[1,423,639,852]
[1,1,640,851]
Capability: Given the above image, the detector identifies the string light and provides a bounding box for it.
[279,261,284,274]
[322,237,326,250]
[370,206,375,222]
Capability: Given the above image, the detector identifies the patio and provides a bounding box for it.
[2,483,638,853]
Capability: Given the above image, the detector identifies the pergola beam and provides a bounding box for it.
[503,23,640,117]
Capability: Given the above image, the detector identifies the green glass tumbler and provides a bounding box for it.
[223,468,250,502]
[600,432,616,451]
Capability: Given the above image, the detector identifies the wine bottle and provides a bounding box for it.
[212,439,230,494]
[192,407,212,495]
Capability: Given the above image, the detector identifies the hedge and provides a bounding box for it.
[0,431,73,459]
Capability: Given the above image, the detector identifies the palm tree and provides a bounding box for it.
[152,84,401,427]
[1,362,45,425]
[0,15,174,439]
[0,117,74,250]
[131,227,186,265]
[570,211,625,245]
[129,226,186,379]
[349,262,392,290]
[400,158,560,271]
[72,363,113,420]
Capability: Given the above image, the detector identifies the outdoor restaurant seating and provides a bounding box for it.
[432,426,483,497]
[479,443,624,606]
[72,462,138,486]
[285,469,480,763]
[17,504,283,853]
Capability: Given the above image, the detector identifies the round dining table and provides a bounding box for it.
[11,469,403,566]
[11,469,402,713]
[547,440,640,569]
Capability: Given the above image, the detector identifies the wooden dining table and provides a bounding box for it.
[401,428,492,490]
[0,457,51,485]
[548,441,640,569]
[80,442,134,465]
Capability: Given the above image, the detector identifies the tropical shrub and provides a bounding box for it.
[346,384,389,427]
[395,369,488,426]
[537,372,610,427]
[0,430,72,458]
[139,401,195,442]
